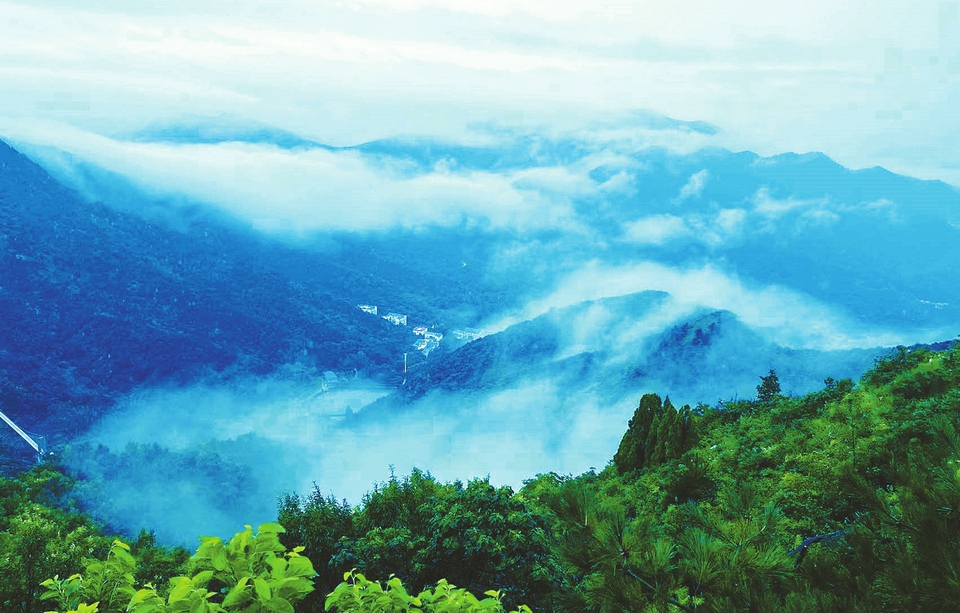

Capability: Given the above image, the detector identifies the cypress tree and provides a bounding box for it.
[614,393,661,474]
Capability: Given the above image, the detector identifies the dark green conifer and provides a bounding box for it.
[757,369,782,403]
[614,393,661,474]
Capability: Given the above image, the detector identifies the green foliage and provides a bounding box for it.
[514,342,960,611]
[191,522,317,613]
[40,539,137,613]
[613,394,693,474]
[324,570,532,613]
[756,369,782,403]
[11,342,960,612]
[0,465,76,521]
[0,465,192,613]
[681,484,795,606]
[40,523,317,613]
[0,504,107,613]
[0,465,111,613]
[130,531,191,591]
[283,469,553,612]
[278,488,353,597]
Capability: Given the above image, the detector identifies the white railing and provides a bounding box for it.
[0,409,41,453]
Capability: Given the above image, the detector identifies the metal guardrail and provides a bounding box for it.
[0,409,45,460]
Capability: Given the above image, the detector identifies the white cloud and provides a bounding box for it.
[623,215,688,244]
[715,207,747,232]
[676,169,708,201]
[749,186,887,231]
[752,187,828,216]
[1,115,741,235]
[622,208,746,247]
[688,208,748,246]
[84,374,637,512]
[2,122,594,232]
[861,198,895,210]
[841,197,901,222]
[798,208,841,227]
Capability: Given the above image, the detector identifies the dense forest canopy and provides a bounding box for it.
[3,341,959,612]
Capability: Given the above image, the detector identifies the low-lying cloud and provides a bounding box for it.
[68,372,639,545]
[483,260,926,350]
[622,215,689,245]
[5,124,596,233]
[1,115,739,236]
[675,169,709,202]
[621,200,748,248]
[752,187,828,217]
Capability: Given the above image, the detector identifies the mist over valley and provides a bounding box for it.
[2,119,957,545]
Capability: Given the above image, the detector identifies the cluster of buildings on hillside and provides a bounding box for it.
[413,326,443,354]
[356,303,482,356]
[358,304,407,326]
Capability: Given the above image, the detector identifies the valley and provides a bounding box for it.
[4,128,958,545]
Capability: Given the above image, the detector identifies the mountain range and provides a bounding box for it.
[1,122,958,540]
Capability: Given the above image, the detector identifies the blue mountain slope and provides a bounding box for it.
[127,114,329,150]
[317,135,960,335]
[353,292,883,423]
[3,136,585,469]
[0,141,424,451]
[3,123,957,486]
[629,309,883,404]
[5,124,956,541]
[395,292,669,402]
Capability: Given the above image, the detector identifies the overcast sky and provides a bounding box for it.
[1,0,958,184]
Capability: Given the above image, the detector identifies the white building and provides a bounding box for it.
[452,328,481,342]
[383,313,408,326]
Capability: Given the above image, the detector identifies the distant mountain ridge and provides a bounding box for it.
[6,127,958,544]
[113,123,960,332]
[13,123,960,339]
[3,127,957,480]
[353,292,884,422]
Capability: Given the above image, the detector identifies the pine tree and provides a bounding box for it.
[614,393,661,474]
[651,397,678,465]
[757,369,781,403]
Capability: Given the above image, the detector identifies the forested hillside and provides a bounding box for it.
[359,297,881,421]
[0,141,391,425]
[3,341,959,612]
[0,140,508,469]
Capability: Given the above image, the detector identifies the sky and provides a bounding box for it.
[1,0,958,185]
